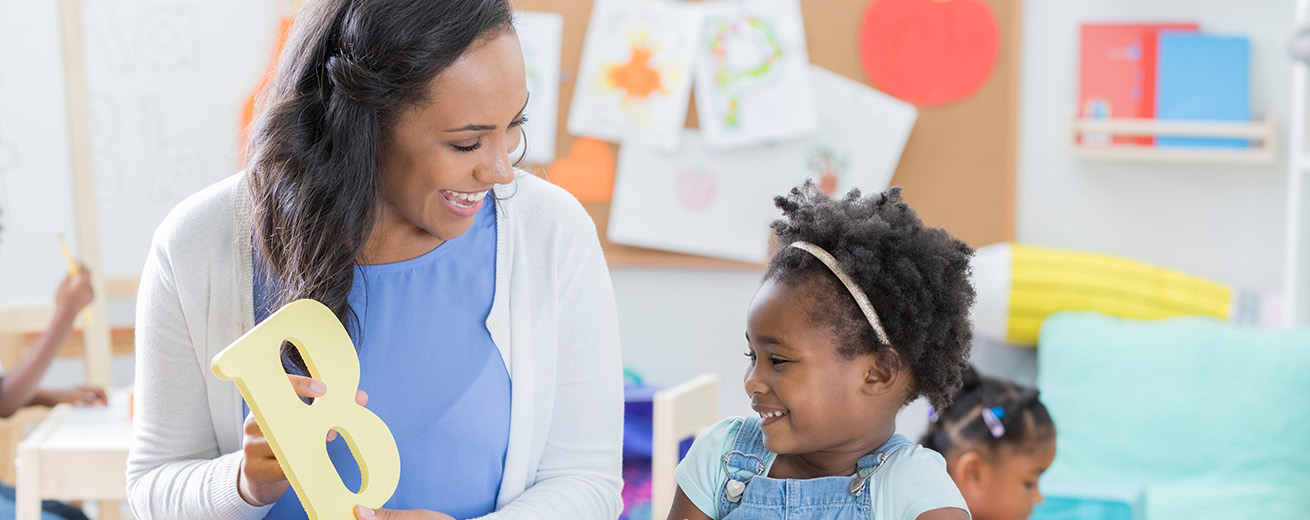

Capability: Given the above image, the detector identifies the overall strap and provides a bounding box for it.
[849,433,917,497]
[718,417,770,515]
[876,433,915,456]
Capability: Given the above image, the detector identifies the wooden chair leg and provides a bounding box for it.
[98,500,123,520]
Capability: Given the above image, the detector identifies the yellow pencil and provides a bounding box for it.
[56,234,93,326]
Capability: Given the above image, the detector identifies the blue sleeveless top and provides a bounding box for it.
[253,200,510,519]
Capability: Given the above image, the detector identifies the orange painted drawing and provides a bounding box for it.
[606,44,665,101]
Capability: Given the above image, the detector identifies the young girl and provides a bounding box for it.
[669,183,976,520]
[921,368,1056,520]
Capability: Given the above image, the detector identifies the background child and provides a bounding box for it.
[921,367,1056,520]
[667,183,976,520]
[0,262,107,520]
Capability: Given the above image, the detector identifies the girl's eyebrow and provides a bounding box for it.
[746,332,789,350]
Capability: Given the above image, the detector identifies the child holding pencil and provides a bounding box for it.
[0,254,108,519]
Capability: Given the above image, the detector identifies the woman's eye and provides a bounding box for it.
[452,142,481,152]
[769,357,788,366]
[510,115,529,127]
[743,351,756,363]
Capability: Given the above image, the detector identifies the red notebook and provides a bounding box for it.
[1078,23,1198,145]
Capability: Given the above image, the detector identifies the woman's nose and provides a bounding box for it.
[475,144,515,186]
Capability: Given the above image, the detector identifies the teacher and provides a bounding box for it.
[125,0,623,519]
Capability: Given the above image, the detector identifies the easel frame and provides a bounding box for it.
[57,0,111,387]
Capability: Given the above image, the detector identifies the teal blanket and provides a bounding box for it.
[1037,312,1310,519]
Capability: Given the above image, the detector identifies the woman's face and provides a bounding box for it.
[373,29,528,259]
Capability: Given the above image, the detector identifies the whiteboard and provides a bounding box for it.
[0,0,280,308]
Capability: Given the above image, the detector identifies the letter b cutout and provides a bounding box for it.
[212,299,400,519]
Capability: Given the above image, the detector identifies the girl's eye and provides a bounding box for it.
[1024,481,1037,490]
[768,357,788,366]
[744,351,757,363]
[510,114,529,127]
[452,141,481,152]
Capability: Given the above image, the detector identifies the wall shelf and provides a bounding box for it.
[1069,113,1277,164]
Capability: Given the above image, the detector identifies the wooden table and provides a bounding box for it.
[16,395,131,520]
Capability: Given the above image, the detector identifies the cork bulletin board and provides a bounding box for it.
[512,0,1022,268]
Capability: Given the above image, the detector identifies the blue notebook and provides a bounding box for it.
[1155,32,1250,148]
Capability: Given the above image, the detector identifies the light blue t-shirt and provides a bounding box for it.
[675,417,969,520]
[252,200,510,519]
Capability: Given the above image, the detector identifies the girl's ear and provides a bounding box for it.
[951,450,990,491]
[861,349,900,396]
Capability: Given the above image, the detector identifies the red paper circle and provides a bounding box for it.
[859,0,1000,107]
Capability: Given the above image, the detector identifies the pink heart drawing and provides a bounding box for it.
[675,168,718,211]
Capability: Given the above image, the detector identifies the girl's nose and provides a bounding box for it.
[743,365,767,397]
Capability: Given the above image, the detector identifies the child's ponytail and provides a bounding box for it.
[921,366,1054,457]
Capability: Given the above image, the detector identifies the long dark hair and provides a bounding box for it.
[245,0,514,373]
[921,366,1055,457]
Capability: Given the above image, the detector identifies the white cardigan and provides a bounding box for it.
[126,171,624,520]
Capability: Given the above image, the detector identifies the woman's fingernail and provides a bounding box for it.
[356,505,375,519]
[309,380,326,395]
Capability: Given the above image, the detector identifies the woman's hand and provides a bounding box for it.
[355,505,455,520]
[237,374,369,506]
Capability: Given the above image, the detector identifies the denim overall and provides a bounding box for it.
[718,417,914,519]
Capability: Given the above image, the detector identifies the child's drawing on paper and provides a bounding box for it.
[514,11,563,164]
[606,40,664,101]
[789,66,917,196]
[805,145,849,197]
[674,167,718,211]
[706,17,782,130]
[567,0,699,151]
[608,131,803,263]
[694,0,815,149]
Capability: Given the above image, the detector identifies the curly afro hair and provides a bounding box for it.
[765,181,974,410]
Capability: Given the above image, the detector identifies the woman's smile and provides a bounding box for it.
[439,189,490,218]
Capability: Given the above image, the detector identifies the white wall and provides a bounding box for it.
[1018,0,1296,293]
[612,266,763,420]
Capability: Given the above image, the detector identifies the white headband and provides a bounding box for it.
[788,241,891,346]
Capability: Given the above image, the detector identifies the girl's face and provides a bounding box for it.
[961,438,1057,520]
[372,29,527,261]
[743,277,884,457]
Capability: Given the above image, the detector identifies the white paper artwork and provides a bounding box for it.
[693,0,816,149]
[513,11,563,164]
[567,0,700,151]
[608,130,802,263]
[793,66,917,197]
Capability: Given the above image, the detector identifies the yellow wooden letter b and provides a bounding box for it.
[212,299,400,519]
